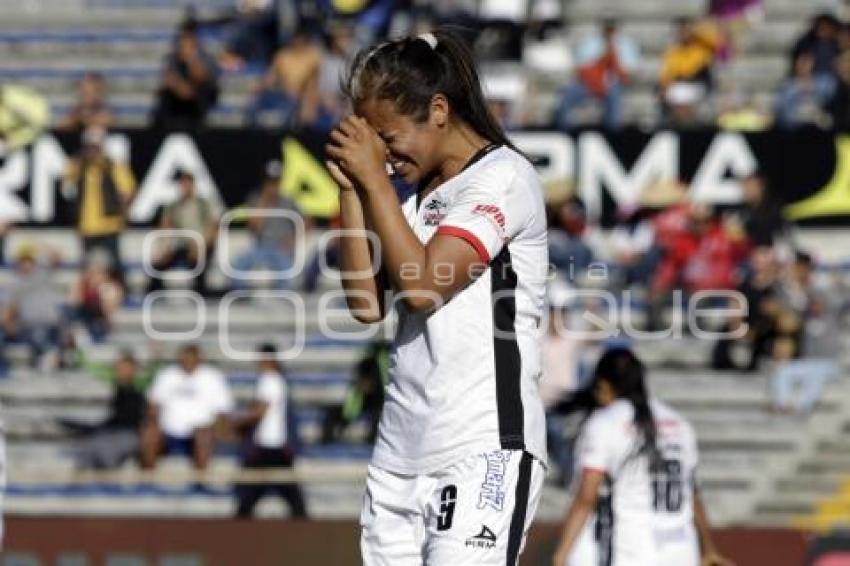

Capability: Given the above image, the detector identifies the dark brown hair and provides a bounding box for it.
[344,28,516,150]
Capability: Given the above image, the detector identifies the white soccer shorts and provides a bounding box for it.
[656,526,699,566]
[361,449,545,566]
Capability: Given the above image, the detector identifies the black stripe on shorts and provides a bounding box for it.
[506,451,533,565]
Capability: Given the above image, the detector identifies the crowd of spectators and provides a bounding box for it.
[543,167,847,425]
[5,1,850,136]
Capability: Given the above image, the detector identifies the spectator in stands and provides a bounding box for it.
[63,127,135,287]
[152,21,220,131]
[658,18,721,125]
[732,171,789,247]
[790,13,841,80]
[65,349,159,469]
[232,160,301,291]
[680,205,749,294]
[232,344,307,519]
[745,251,817,376]
[774,52,835,128]
[141,344,233,470]
[217,0,280,72]
[712,245,781,370]
[770,268,846,415]
[147,169,221,297]
[68,250,124,343]
[321,341,389,445]
[1,245,67,371]
[553,19,640,129]
[608,205,662,289]
[246,31,322,129]
[317,22,356,130]
[652,202,748,300]
[60,72,114,133]
[645,189,698,329]
[548,197,597,284]
[826,51,850,130]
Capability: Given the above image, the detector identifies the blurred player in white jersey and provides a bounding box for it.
[553,348,660,565]
[552,348,732,566]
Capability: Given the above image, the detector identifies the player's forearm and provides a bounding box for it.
[694,491,720,555]
[360,180,434,298]
[339,190,384,321]
[554,499,594,559]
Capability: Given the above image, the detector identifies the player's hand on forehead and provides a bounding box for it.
[326,114,387,188]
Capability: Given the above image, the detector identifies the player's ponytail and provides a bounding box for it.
[344,27,517,151]
[593,348,660,464]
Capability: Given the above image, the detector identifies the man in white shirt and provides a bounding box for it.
[231,344,307,518]
[141,344,233,470]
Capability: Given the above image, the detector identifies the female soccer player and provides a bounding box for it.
[552,347,734,566]
[325,29,548,565]
[552,348,661,566]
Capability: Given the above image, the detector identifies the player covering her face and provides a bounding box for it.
[326,28,520,316]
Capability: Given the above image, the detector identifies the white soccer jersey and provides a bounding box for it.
[568,400,657,566]
[371,145,548,475]
[651,400,700,566]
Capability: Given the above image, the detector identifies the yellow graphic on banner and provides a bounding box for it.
[786,135,850,219]
[281,137,340,218]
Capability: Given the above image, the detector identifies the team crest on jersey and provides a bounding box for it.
[478,450,511,511]
[422,198,448,225]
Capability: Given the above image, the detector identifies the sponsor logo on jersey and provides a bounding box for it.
[422,198,448,225]
[465,525,497,549]
[478,450,511,511]
[471,204,507,239]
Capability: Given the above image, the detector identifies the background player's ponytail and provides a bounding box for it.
[344,27,516,151]
[593,348,660,464]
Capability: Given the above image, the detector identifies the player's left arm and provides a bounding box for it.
[552,469,604,566]
[694,488,735,566]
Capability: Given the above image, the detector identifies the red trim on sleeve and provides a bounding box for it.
[436,225,490,263]
[582,466,606,475]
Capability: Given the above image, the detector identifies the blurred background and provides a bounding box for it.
[1,0,850,564]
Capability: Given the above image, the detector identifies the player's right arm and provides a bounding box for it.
[694,490,735,566]
[553,469,604,565]
[554,413,611,565]
[330,161,386,323]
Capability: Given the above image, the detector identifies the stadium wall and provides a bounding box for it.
[3,518,810,566]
